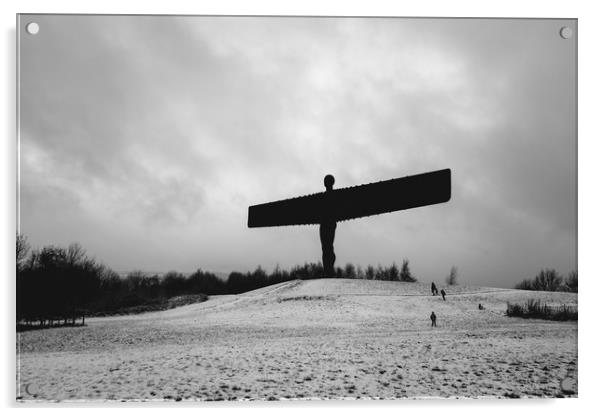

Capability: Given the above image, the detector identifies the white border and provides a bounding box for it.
[3,1,600,415]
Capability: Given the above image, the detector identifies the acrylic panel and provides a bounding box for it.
[17,15,577,402]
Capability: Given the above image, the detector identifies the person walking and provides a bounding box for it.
[440,289,446,301]
[431,282,438,296]
[430,311,437,327]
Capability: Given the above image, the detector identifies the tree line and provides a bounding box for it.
[514,268,578,292]
[16,235,417,327]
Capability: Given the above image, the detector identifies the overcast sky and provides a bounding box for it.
[19,16,576,287]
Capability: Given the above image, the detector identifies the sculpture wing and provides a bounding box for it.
[247,168,451,227]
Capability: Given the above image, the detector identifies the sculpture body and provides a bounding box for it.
[248,169,451,276]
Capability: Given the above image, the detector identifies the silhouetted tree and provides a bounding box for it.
[344,263,357,279]
[96,268,124,310]
[17,243,102,325]
[270,265,291,285]
[565,271,578,293]
[515,269,566,292]
[400,259,416,282]
[226,271,248,294]
[16,234,29,272]
[188,269,226,295]
[375,265,386,280]
[290,263,323,280]
[66,243,85,267]
[335,266,345,278]
[236,266,270,292]
[389,264,398,280]
[446,266,458,286]
[18,235,440,329]
[355,265,365,280]
[163,271,187,297]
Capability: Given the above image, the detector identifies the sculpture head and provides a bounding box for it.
[324,174,335,191]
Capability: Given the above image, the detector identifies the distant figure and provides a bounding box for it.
[431,282,438,296]
[320,175,337,277]
[430,311,437,327]
[440,289,446,301]
[478,303,484,310]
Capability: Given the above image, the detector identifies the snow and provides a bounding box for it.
[16,279,577,401]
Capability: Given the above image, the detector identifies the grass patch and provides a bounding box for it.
[89,294,208,317]
[506,299,577,321]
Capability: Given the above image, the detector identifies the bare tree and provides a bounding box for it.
[16,234,30,271]
[565,270,578,292]
[355,265,365,280]
[344,263,357,279]
[399,259,416,282]
[67,243,86,266]
[446,266,458,285]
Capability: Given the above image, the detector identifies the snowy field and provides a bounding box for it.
[16,279,578,401]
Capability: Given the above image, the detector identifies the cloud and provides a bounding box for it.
[19,16,576,286]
